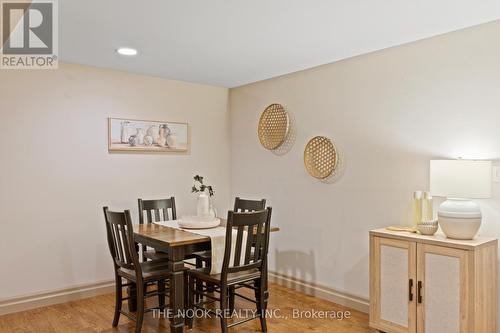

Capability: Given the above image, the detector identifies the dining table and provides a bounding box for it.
[132,219,280,333]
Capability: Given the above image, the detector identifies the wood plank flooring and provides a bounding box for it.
[0,283,371,332]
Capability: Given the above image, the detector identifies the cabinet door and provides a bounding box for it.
[370,236,417,333]
[416,244,470,333]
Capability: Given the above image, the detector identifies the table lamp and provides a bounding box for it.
[430,160,492,240]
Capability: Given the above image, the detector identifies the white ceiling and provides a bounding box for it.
[60,0,500,87]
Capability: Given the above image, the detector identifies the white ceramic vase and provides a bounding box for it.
[120,121,131,143]
[136,128,145,145]
[166,134,178,148]
[196,192,216,219]
[197,192,210,217]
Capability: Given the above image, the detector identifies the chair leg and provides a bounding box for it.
[135,282,145,333]
[112,275,122,327]
[255,279,267,332]
[187,276,195,328]
[205,259,215,293]
[220,286,228,333]
[128,283,138,312]
[228,286,235,312]
[158,279,166,310]
[195,258,203,303]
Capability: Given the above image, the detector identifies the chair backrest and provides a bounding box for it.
[234,197,266,212]
[221,208,272,279]
[103,207,141,273]
[138,197,177,224]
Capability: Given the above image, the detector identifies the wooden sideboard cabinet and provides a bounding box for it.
[369,228,498,333]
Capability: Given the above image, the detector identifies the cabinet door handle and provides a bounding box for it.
[417,281,423,303]
[409,279,414,301]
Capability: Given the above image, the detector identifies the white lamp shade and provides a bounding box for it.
[430,160,492,199]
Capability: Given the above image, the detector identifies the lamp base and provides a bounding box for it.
[437,198,482,240]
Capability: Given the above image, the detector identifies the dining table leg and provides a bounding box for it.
[169,247,186,333]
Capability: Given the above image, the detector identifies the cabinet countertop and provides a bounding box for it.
[370,228,497,250]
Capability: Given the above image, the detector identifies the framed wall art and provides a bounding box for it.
[108,118,189,152]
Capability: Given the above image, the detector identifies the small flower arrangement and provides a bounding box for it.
[191,175,214,197]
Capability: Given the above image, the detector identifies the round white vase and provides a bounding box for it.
[437,198,482,240]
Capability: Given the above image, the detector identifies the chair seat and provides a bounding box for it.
[118,260,171,282]
[192,250,211,261]
[192,249,256,264]
[188,267,261,286]
[144,250,169,261]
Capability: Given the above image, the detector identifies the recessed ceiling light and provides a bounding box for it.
[116,47,138,56]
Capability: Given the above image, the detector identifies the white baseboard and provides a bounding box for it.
[268,271,369,314]
[1,274,370,317]
[0,279,115,316]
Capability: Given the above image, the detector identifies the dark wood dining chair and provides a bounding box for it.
[103,207,171,333]
[192,197,266,304]
[234,197,267,213]
[138,197,176,261]
[193,197,266,266]
[187,208,272,333]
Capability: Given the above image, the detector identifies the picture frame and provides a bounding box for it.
[108,117,189,152]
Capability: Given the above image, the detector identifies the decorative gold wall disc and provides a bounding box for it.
[304,136,338,179]
[258,104,290,150]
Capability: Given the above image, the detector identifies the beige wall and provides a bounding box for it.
[229,21,500,301]
[0,63,230,299]
[2,20,500,316]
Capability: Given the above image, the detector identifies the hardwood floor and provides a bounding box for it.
[0,283,371,332]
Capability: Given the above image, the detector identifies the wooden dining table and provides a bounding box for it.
[132,220,279,333]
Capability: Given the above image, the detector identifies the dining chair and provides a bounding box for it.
[138,197,176,261]
[103,207,171,333]
[192,197,266,304]
[193,197,266,266]
[233,197,267,213]
[187,208,272,333]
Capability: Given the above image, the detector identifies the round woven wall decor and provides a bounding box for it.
[258,104,290,150]
[304,136,338,179]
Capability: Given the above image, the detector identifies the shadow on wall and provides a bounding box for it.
[321,142,346,184]
[274,249,316,292]
[342,253,370,299]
